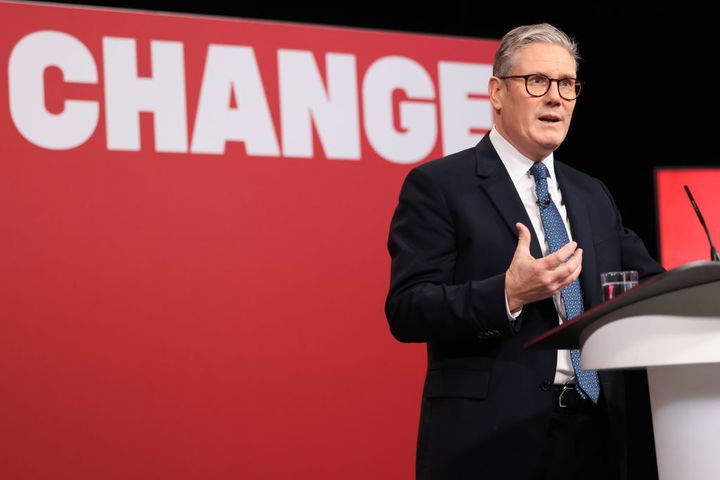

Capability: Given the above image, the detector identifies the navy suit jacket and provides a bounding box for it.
[385,134,664,480]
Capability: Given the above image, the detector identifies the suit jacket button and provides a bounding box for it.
[540,380,551,391]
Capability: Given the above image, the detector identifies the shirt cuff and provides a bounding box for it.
[505,290,523,321]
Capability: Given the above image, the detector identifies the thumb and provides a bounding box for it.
[515,222,532,253]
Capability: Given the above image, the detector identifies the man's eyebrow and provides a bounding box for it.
[531,71,578,78]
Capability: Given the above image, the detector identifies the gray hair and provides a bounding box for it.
[493,23,580,77]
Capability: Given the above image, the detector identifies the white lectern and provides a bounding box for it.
[526,261,720,480]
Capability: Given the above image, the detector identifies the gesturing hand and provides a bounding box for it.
[505,222,583,312]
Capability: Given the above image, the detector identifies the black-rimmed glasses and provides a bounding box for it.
[499,74,582,100]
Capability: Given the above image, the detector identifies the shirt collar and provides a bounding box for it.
[488,126,556,184]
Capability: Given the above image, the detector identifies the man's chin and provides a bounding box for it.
[529,140,561,158]
[535,135,564,154]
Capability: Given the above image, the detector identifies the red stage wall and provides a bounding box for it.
[0,2,498,478]
[656,169,720,269]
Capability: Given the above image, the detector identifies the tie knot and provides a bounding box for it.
[529,161,549,181]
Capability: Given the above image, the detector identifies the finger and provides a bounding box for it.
[541,241,577,269]
[547,248,582,285]
[569,258,583,282]
[563,247,583,273]
[558,258,583,291]
[515,223,532,254]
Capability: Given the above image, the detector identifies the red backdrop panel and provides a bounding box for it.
[656,169,720,269]
[0,2,497,478]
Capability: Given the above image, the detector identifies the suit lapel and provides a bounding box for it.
[554,163,601,309]
[474,136,544,260]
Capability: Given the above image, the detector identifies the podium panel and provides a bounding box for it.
[648,364,720,480]
[526,262,720,480]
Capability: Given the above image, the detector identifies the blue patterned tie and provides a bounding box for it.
[529,162,600,403]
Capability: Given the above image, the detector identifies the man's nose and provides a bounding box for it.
[544,80,562,104]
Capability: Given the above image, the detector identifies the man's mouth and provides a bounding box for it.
[538,115,561,123]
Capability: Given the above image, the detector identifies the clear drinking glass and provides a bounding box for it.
[600,270,638,301]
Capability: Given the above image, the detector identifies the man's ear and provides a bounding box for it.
[488,76,503,112]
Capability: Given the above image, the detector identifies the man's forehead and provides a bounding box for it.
[511,43,577,73]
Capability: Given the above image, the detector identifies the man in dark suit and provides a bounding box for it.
[385,23,664,480]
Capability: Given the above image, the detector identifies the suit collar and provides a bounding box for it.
[474,135,544,260]
[554,162,601,308]
[487,127,557,186]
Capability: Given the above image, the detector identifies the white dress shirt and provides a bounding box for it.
[489,126,575,385]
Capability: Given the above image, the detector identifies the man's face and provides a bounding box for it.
[489,42,577,161]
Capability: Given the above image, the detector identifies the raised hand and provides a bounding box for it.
[505,222,583,312]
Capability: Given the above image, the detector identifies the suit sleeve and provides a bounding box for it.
[384,167,517,343]
[599,181,665,280]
